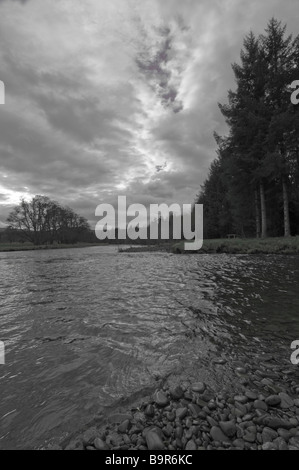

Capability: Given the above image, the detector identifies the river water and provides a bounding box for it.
[0,246,299,449]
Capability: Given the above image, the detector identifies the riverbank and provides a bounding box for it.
[172,236,299,254]
[58,353,299,451]
[0,242,108,252]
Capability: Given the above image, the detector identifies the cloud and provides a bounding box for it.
[0,0,298,226]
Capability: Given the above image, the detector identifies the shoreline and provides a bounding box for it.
[172,237,299,255]
[0,242,108,253]
[55,353,299,451]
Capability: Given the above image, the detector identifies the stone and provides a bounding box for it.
[82,427,98,446]
[289,436,299,449]
[166,411,176,422]
[254,400,268,412]
[175,425,183,439]
[233,439,245,449]
[145,404,155,417]
[219,420,237,438]
[265,395,281,407]
[188,404,201,418]
[243,432,256,443]
[234,396,248,404]
[273,437,288,450]
[176,407,188,420]
[145,430,165,450]
[245,391,258,401]
[263,417,293,430]
[191,382,205,394]
[262,442,277,450]
[262,427,278,443]
[94,438,109,450]
[185,439,197,450]
[170,386,184,400]
[207,416,218,427]
[154,391,169,407]
[118,419,130,434]
[278,392,294,409]
[210,426,231,443]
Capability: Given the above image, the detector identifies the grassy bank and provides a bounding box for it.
[172,236,299,254]
[0,242,108,252]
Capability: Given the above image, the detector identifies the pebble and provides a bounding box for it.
[64,371,299,452]
[254,400,268,412]
[145,430,165,450]
[154,391,169,407]
[210,426,231,443]
[278,392,294,409]
[191,382,205,394]
[170,386,184,400]
[219,421,237,438]
[176,407,188,420]
[265,395,281,407]
[94,438,109,450]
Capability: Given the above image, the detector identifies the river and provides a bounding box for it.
[0,246,299,449]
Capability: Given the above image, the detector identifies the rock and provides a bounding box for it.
[185,439,197,450]
[277,429,291,441]
[170,386,184,400]
[176,407,188,420]
[263,417,293,430]
[213,358,226,365]
[265,395,281,407]
[210,426,231,443]
[145,430,165,450]
[245,391,258,401]
[243,432,256,443]
[233,439,245,449]
[273,437,288,450]
[207,416,218,427]
[234,396,248,404]
[166,411,176,422]
[154,391,169,407]
[82,427,98,446]
[118,419,130,433]
[107,433,123,447]
[289,437,299,449]
[262,427,278,443]
[175,426,183,439]
[188,404,200,418]
[254,400,268,412]
[191,382,205,394]
[219,421,237,438]
[278,392,294,409]
[262,442,277,450]
[145,404,155,417]
[94,438,109,450]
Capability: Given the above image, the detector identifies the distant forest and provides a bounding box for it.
[196,18,299,239]
[1,195,98,245]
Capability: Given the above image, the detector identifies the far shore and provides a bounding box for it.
[0,242,109,252]
[1,236,299,254]
[118,236,299,254]
[172,236,299,254]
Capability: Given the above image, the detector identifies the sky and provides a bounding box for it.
[0,0,299,228]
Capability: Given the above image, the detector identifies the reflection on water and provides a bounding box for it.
[0,247,299,449]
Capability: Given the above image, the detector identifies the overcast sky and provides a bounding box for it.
[0,0,299,227]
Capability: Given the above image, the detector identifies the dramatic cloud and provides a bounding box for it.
[0,0,298,226]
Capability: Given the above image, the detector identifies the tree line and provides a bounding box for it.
[197,18,299,239]
[5,195,96,245]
